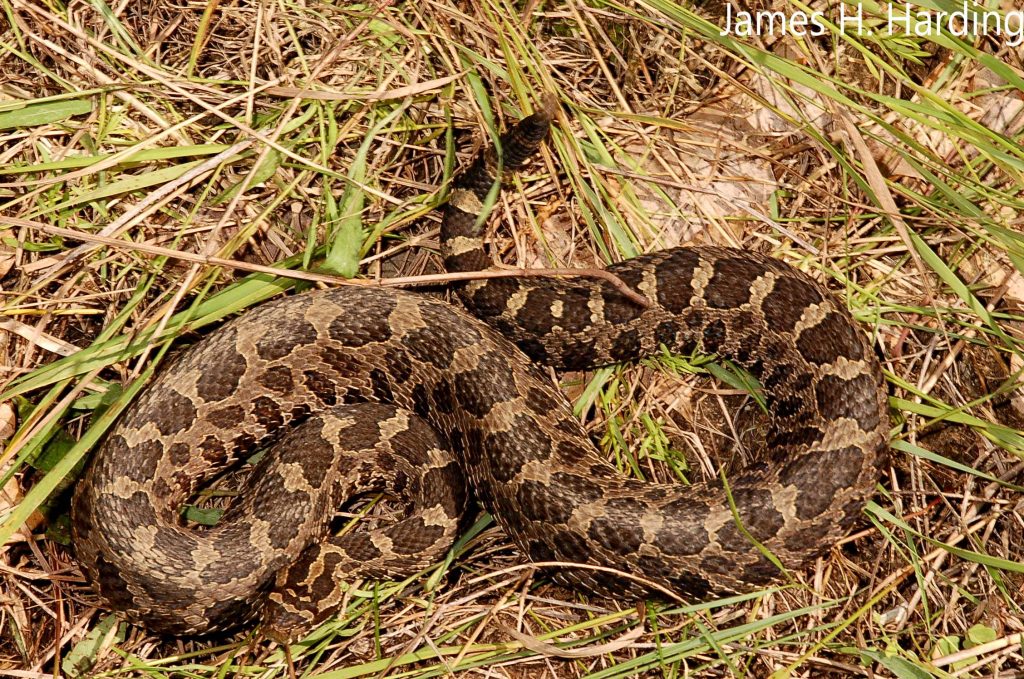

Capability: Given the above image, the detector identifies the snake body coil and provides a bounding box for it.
[72,97,888,641]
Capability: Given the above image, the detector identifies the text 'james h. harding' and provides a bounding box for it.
[719,2,1024,47]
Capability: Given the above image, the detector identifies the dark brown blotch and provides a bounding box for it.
[150,522,196,572]
[198,435,226,463]
[734,333,760,366]
[653,499,712,556]
[328,410,386,451]
[552,439,582,465]
[773,394,806,419]
[103,490,158,526]
[255,318,318,361]
[586,498,645,554]
[795,311,865,365]
[555,417,583,436]
[94,555,136,610]
[369,368,393,402]
[609,328,641,363]
[839,496,866,520]
[654,249,701,313]
[420,464,465,517]
[601,271,647,325]
[684,308,704,331]
[302,370,337,406]
[527,538,556,562]
[519,286,562,335]
[500,108,553,167]
[704,256,766,309]
[556,294,592,333]
[339,533,383,562]
[154,390,197,436]
[303,548,345,601]
[701,319,727,353]
[445,249,490,274]
[151,477,176,500]
[762,357,794,391]
[669,570,714,597]
[483,414,552,483]
[762,275,822,331]
[327,303,393,347]
[790,372,813,393]
[440,207,485,273]
[385,516,446,555]
[98,433,129,463]
[257,365,294,394]
[524,386,563,417]
[167,441,191,466]
[118,437,161,483]
[549,471,604,503]
[516,337,551,365]
[767,425,824,449]
[549,529,592,564]
[644,486,670,501]
[201,591,262,629]
[587,570,632,594]
[489,316,516,337]
[782,519,833,554]
[280,421,335,489]
[457,426,482,469]
[778,445,865,519]
[401,327,457,369]
[737,556,782,585]
[194,350,246,403]
[516,479,572,524]
[467,279,520,319]
[410,383,430,418]
[382,416,432,465]
[289,402,312,422]
[383,347,413,383]
[452,350,518,418]
[317,346,363,378]
[232,432,259,455]
[262,490,313,549]
[713,487,785,551]
[251,395,284,430]
[392,469,415,497]
[654,320,678,349]
[208,404,246,429]
[731,310,756,334]
[431,379,456,414]
[344,386,366,403]
[815,373,882,432]
[635,554,665,579]
[453,154,499,199]
[172,469,193,494]
[441,200,482,237]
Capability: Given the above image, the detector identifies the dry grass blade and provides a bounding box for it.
[498,622,645,658]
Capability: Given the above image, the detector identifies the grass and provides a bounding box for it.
[2,0,1023,676]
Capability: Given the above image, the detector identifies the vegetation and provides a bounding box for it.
[1,0,1022,676]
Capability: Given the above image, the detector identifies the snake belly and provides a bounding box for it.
[71,96,888,641]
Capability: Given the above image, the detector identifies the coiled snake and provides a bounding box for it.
[72,96,888,641]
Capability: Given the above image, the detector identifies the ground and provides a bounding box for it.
[1,0,1023,677]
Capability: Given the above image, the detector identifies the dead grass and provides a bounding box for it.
[2,0,1024,676]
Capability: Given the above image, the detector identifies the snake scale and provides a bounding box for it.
[72,95,889,642]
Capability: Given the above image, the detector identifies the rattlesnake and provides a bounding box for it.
[72,95,888,641]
